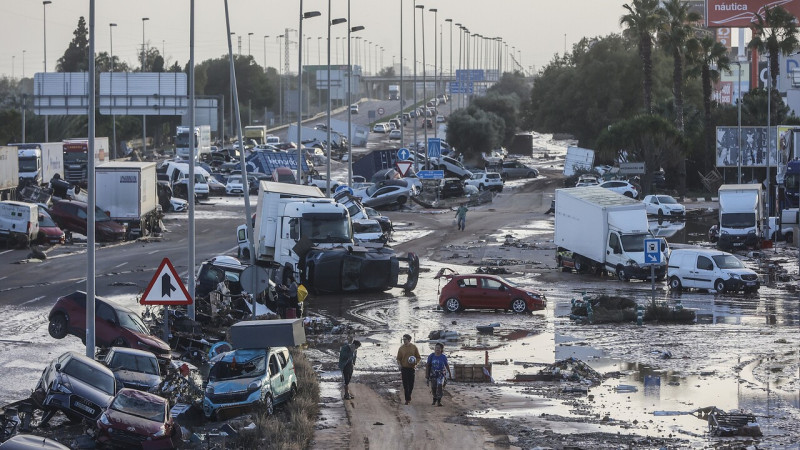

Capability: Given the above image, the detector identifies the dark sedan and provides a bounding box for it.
[48,199,126,242]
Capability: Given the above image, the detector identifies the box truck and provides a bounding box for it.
[175,125,211,161]
[554,187,667,281]
[63,137,110,186]
[0,146,20,200]
[13,143,64,186]
[96,162,161,239]
[716,184,763,250]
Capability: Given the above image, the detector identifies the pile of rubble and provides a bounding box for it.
[536,357,604,384]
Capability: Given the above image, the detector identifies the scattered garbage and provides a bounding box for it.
[698,407,763,437]
[615,384,638,393]
[475,266,510,275]
[501,235,537,249]
[534,357,603,384]
[476,323,500,334]
[428,330,459,341]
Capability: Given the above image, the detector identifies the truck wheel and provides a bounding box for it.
[444,297,462,313]
[241,248,250,261]
[574,257,586,273]
[668,276,682,291]
[785,231,794,243]
[510,298,528,314]
[48,313,68,339]
[714,279,727,293]
[616,266,629,282]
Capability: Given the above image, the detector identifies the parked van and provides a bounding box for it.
[0,201,39,247]
[667,248,759,293]
[163,162,210,199]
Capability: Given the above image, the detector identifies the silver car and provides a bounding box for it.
[501,161,539,179]
[354,183,415,208]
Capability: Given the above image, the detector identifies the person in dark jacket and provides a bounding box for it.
[339,340,361,400]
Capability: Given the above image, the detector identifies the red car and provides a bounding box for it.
[436,272,547,314]
[37,210,65,245]
[49,199,126,242]
[97,388,182,449]
[48,291,171,364]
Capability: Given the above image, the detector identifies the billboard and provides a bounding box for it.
[707,0,800,28]
[716,126,778,167]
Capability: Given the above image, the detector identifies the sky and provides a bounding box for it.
[0,1,628,79]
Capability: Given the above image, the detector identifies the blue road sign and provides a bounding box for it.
[448,81,474,94]
[644,238,662,264]
[335,184,354,195]
[427,138,442,159]
[455,69,485,82]
[417,170,444,179]
[397,148,410,161]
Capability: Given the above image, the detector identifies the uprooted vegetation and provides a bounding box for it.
[570,294,695,324]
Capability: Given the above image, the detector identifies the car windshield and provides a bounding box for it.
[278,174,296,183]
[94,206,111,222]
[19,156,38,172]
[721,213,756,228]
[111,392,165,423]
[110,353,159,375]
[116,310,150,335]
[62,359,115,395]
[497,277,518,287]
[354,221,382,233]
[228,176,242,184]
[301,215,351,243]
[209,354,266,381]
[619,233,650,252]
[39,214,57,227]
[656,196,677,204]
[712,254,746,269]
[194,174,207,184]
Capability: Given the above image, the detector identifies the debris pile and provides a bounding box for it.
[535,357,603,384]
[570,294,637,324]
[501,235,536,249]
[701,407,762,437]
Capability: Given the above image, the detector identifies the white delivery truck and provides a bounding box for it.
[0,146,20,200]
[244,125,269,146]
[0,201,39,247]
[175,125,211,161]
[554,186,667,281]
[236,181,418,294]
[96,162,161,239]
[716,184,763,250]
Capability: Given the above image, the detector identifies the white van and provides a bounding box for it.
[667,248,759,293]
[164,162,210,199]
[0,201,39,247]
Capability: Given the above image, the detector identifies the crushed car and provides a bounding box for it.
[101,347,163,392]
[96,388,182,449]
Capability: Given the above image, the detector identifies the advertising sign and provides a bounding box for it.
[716,126,777,167]
[707,0,800,28]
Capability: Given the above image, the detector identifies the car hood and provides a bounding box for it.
[97,221,125,233]
[40,226,64,237]
[105,408,164,435]
[132,333,171,353]
[57,373,114,408]
[207,377,260,394]
[113,370,162,390]
[726,268,758,277]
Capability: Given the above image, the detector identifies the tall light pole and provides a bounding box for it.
[400,0,404,150]
[418,5,427,168]
[735,60,742,184]
[429,8,437,98]
[263,35,269,72]
[141,17,149,153]
[43,1,51,143]
[297,5,322,184]
[110,23,117,159]
[248,32,253,56]
[349,20,366,187]
[277,34,284,124]
[456,23,462,109]
[327,1,347,196]
[188,0,197,320]
[22,50,26,79]
[446,18,452,115]
[414,2,423,171]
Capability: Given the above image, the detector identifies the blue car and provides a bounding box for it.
[203,347,297,420]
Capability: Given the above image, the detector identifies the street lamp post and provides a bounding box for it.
[348,21,365,187]
[22,50,26,80]
[400,0,404,150]
[735,60,743,184]
[326,1,347,196]
[413,2,423,172]
[263,35,269,72]
[277,35,284,124]
[141,17,149,153]
[418,5,427,168]
[110,23,117,159]
[248,32,253,56]
[429,8,437,98]
[297,4,322,184]
[43,1,51,142]
[446,18,452,115]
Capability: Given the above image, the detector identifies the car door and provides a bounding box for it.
[605,232,625,272]
[267,352,288,399]
[479,277,510,308]
[691,255,715,289]
[95,301,119,347]
[455,277,480,307]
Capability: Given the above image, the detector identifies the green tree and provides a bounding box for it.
[471,93,519,146]
[446,108,504,161]
[657,0,700,132]
[95,52,130,73]
[748,5,799,88]
[56,16,89,72]
[487,71,531,101]
[687,35,730,168]
[620,0,664,114]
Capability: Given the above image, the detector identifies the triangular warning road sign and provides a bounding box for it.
[396,161,413,177]
[140,258,193,305]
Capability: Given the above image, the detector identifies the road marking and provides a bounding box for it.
[114,262,127,268]
[0,276,6,282]
[75,279,86,284]
[21,296,45,306]
[0,250,13,256]
[147,250,160,255]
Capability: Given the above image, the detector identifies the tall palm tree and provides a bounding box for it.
[687,35,730,165]
[748,5,799,89]
[620,0,665,114]
[658,0,701,132]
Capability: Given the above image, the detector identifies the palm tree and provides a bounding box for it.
[620,0,665,114]
[657,0,701,132]
[687,35,730,166]
[748,5,799,89]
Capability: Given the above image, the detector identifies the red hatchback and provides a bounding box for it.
[48,291,171,364]
[97,388,182,449]
[437,273,547,314]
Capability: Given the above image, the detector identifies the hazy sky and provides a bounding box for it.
[0,1,627,79]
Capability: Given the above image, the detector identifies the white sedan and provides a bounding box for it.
[643,195,685,217]
[599,180,638,198]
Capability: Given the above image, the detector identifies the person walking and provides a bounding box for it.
[339,339,361,400]
[396,334,421,405]
[426,342,453,406]
[455,204,468,231]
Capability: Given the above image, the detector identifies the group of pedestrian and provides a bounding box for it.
[338,335,453,406]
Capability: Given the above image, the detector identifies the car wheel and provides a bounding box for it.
[262,394,274,416]
[714,279,727,293]
[478,184,485,191]
[289,384,298,400]
[111,337,128,347]
[658,209,664,218]
[444,297,461,313]
[510,298,528,314]
[396,196,407,206]
[527,171,536,178]
[624,191,634,198]
[48,313,68,339]
[785,231,794,243]
[242,248,250,261]
[668,276,682,291]
[616,266,629,282]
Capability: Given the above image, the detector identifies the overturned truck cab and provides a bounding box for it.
[243,181,419,294]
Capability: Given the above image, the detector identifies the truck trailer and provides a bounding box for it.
[554,187,666,281]
[96,162,161,239]
[0,146,20,200]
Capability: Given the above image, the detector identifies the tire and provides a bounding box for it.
[111,337,128,348]
[668,276,682,291]
[478,184,485,191]
[616,266,629,282]
[785,231,794,243]
[574,257,586,273]
[624,191,634,198]
[48,313,68,339]
[510,298,528,314]
[658,209,664,219]
[444,297,461,313]
[396,196,407,206]
[714,279,727,293]
[242,248,250,261]
[289,384,298,401]
[527,172,536,178]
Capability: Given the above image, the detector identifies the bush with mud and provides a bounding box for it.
[571,295,638,323]
[644,303,696,324]
[231,348,320,449]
